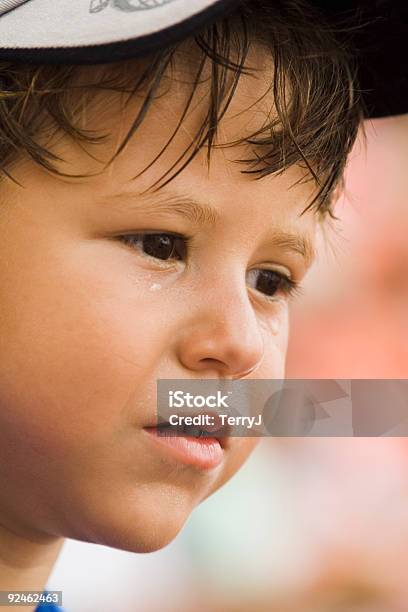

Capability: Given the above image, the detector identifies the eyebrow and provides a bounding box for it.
[272,232,316,267]
[101,190,316,266]
[104,191,220,226]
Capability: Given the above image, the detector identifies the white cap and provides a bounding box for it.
[0,0,234,63]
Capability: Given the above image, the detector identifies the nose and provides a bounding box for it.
[176,285,264,380]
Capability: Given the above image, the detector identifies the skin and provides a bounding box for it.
[0,49,319,603]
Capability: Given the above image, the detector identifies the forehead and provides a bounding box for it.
[79,43,279,151]
[58,47,316,198]
[26,49,319,243]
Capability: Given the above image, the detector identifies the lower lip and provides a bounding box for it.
[143,427,224,469]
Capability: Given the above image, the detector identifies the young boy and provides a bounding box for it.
[0,0,403,610]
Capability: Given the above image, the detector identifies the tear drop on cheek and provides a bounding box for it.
[149,283,162,292]
[267,313,284,336]
[270,319,280,336]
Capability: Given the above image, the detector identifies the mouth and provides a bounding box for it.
[146,412,231,446]
[143,416,231,470]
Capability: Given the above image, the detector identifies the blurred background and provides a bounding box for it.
[48,114,408,611]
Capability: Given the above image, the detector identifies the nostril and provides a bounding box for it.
[198,358,228,374]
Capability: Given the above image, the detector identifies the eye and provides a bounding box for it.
[118,232,188,262]
[247,269,302,301]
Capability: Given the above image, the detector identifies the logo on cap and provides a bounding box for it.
[90,0,177,13]
[0,0,31,18]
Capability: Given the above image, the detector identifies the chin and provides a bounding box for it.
[67,483,198,553]
[92,523,188,554]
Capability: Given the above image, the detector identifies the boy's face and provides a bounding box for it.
[0,55,318,552]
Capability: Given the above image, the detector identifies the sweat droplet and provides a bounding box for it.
[149,283,161,291]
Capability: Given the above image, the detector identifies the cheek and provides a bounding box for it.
[0,240,171,456]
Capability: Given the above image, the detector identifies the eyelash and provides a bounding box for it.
[117,232,303,302]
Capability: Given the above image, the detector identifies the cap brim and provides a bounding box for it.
[316,0,408,119]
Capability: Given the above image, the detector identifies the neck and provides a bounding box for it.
[0,521,64,611]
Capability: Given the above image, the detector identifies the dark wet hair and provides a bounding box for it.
[0,0,364,216]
